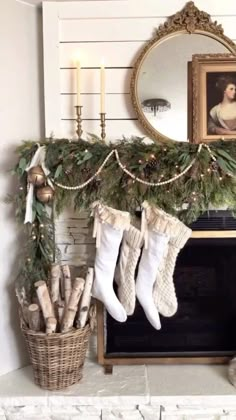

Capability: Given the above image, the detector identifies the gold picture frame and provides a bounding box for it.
[192,54,236,143]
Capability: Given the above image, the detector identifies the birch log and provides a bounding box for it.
[50,263,61,303]
[28,304,41,331]
[62,265,72,305]
[35,280,55,324]
[15,286,29,325]
[60,274,65,299]
[31,296,45,330]
[46,317,57,334]
[57,299,65,324]
[76,267,94,328]
[61,277,85,333]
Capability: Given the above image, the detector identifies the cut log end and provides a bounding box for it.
[46,317,57,334]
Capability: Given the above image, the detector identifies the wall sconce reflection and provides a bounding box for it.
[141,98,171,117]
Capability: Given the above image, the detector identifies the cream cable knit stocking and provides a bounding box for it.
[153,219,192,317]
[91,202,130,323]
[135,202,177,330]
[115,226,144,316]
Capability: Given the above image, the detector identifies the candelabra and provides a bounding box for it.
[75,106,106,141]
[75,105,83,140]
[100,113,106,141]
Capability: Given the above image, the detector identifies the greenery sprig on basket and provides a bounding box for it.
[12,136,236,291]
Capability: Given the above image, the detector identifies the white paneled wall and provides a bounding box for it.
[43,0,236,141]
[43,0,236,267]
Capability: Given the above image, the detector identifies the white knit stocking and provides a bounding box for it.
[153,219,192,317]
[115,225,143,316]
[91,202,130,322]
[135,202,177,330]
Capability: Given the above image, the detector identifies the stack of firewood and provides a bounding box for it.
[17,265,94,334]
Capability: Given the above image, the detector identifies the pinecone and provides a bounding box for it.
[210,161,220,172]
[144,156,158,177]
[65,165,73,175]
[147,157,158,169]
[82,168,90,175]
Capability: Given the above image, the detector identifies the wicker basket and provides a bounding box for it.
[21,318,92,390]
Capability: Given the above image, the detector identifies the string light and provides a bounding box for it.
[52,143,225,191]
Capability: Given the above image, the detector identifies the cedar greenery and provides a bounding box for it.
[12,136,236,291]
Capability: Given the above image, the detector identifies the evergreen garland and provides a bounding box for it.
[11,136,236,292]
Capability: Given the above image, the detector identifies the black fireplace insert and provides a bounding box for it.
[105,211,236,359]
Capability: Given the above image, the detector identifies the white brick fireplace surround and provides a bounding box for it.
[1,362,236,419]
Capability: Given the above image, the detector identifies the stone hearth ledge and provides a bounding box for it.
[1,361,236,419]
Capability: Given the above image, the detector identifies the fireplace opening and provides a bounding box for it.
[105,213,236,359]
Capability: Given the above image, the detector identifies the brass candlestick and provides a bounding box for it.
[75,105,83,140]
[100,113,106,141]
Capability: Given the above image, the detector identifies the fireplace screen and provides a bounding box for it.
[105,237,236,358]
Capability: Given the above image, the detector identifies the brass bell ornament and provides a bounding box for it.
[36,185,54,203]
[27,166,46,186]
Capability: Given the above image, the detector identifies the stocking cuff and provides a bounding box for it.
[91,201,130,247]
[171,220,192,249]
[124,225,144,249]
[141,201,178,247]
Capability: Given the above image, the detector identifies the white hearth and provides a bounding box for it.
[1,359,236,420]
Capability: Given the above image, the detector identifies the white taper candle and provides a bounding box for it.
[100,60,105,113]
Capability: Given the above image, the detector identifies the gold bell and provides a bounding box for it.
[27,166,46,186]
[36,185,54,203]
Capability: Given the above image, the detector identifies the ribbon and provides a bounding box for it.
[91,201,103,248]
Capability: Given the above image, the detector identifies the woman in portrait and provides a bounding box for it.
[208,75,236,135]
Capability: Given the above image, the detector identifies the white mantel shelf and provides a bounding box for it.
[1,361,236,419]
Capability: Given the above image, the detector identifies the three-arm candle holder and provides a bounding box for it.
[75,106,106,141]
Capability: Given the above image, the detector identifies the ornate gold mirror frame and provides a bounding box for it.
[130,1,236,144]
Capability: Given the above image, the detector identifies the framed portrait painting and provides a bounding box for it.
[192,54,236,143]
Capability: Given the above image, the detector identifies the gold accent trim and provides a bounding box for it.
[75,105,83,140]
[100,112,106,141]
[130,1,236,144]
[191,230,236,238]
[101,356,229,366]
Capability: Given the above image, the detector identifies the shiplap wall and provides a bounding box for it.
[43,0,236,141]
[43,0,236,266]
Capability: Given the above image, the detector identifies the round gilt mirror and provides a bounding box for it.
[130,1,236,143]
